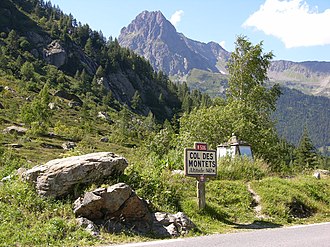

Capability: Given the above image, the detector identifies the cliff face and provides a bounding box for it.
[118,11,230,76]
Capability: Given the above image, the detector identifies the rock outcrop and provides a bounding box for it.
[22,152,128,198]
[44,40,67,68]
[74,183,196,237]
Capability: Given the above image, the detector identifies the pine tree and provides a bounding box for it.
[294,127,318,168]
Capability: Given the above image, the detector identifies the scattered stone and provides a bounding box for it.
[313,172,321,179]
[48,102,55,110]
[76,217,100,236]
[152,212,195,237]
[100,137,109,142]
[4,86,16,94]
[22,152,128,198]
[6,143,23,148]
[315,169,330,176]
[3,126,27,135]
[1,175,13,182]
[62,142,76,150]
[40,142,62,149]
[172,170,184,176]
[97,111,111,122]
[68,101,82,108]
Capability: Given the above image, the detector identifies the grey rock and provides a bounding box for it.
[100,137,109,142]
[152,211,195,237]
[22,152,128,198]
[76,217,100,236]
[97,111,111,121]
[62,142,76,150]
[73,184,196,237]
[3,126,27,135]
[54,90,83,106]
[73,183,150,222]
[44,40,66,68]
[118,11,229,76]
[4,86,16,94]
[313,172,321,179]
[68,101,82,108]
[6,143,23,148]
[48,102,55,110]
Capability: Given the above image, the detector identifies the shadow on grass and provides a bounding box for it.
[201,204,283,230]
[233,220,283,229]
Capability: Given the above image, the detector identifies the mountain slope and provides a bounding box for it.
[269,60,330,98]
[119,10,330,99]
[0,0,182,122]
[118,11,230,76]
[118,10,330,151]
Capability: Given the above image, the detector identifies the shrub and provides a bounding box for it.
[217,156,269,181]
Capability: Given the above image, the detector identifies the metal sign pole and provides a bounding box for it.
[197,175,206,210]
[195,142,207,210]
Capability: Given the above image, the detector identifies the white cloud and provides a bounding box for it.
[170,10,184,27]
[243,0,330,48]
[219,40,226,49]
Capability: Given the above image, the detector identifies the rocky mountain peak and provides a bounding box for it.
[118,10,229,76]
[120,10,176,44]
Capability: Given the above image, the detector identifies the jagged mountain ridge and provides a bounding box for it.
[119,10,330,98]
[118,11,230,76]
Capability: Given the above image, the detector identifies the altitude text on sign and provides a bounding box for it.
[184,149,217,176]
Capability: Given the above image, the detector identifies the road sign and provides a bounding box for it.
[184,148,217,177]
[194,142,207,151]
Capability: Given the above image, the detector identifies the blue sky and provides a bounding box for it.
[50,0,330,62]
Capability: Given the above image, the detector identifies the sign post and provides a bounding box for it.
[184,142,217,210]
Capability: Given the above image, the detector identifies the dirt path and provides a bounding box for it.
[247,182,267,219]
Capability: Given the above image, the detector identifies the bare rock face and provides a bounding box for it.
[118,10,229,76]
[44,40,67,68]
[22,152,128,198]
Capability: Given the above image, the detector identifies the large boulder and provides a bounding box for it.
[74,183,152,222]
[54,90,83,106]
[73,183,196,236]
[22,152,128,198]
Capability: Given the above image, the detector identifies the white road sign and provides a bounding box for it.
[184,148,217,177]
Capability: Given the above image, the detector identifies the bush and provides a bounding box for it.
[217,156,269,181]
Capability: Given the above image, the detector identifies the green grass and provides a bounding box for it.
[251,176,330,224]
[1,76,330,245]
